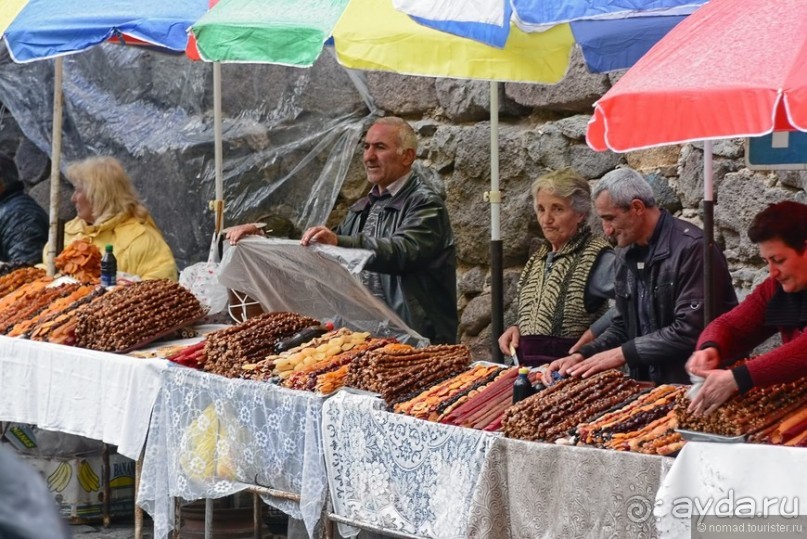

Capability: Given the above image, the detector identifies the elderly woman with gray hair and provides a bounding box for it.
[499,168,615,366]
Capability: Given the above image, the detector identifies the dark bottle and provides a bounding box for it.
[512,367,535,404]
[274,321,335,353]
[100,244,117,287]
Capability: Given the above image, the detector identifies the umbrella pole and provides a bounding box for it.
[46,57,64,276]
[703,140,714,323]
[213,62,224,236]
[489,81,504,363]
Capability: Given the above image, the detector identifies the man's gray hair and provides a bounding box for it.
[592,167,656,209]
[373,117,418,153]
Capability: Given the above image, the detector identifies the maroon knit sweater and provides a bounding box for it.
[697,277,807,392]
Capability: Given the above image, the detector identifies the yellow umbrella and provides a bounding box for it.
[333,0,574,83]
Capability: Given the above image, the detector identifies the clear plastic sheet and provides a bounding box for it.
[0,43,374,269]
[138,366,328,539]
[217,237,427,346]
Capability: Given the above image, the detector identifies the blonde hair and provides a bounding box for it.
[531,168,591,216]
[66,156,150,225]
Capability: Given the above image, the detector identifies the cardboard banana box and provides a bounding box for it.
[20,453,136,523]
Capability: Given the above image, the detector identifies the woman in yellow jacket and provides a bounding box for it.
[56,156,177,281]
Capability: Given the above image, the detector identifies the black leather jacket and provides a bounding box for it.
[335,173,458,344]
[579,210,737,384]
[0,183,48,264]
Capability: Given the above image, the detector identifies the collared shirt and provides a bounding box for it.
[361,172,413,232]
[369,171,412,199]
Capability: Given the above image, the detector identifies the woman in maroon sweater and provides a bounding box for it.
[687,201,807,416]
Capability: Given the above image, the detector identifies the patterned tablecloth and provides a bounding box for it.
[138,366,328,539]
[323,390,674,539]
[468,438,673,539]
[322,390,497,538]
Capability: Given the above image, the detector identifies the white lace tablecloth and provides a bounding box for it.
[137,367,328,539]
[0,335,166,459]
[656,442,807,538]
[322,391,497,538]
[468,438,674,539]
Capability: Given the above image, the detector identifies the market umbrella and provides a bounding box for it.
[190,0,701,357]
[0,0,212,274]
[586,0,807,320]
[392,0,704,73]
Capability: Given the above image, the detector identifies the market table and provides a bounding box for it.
[467,437,673,538]
[656,441,807,538]
[0,335,166,460]
[322,390,497,538]
[322,391,674,539]
[137,366,328,539]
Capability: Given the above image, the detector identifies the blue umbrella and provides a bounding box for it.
[394,0,706,72]
[1,0,216,274]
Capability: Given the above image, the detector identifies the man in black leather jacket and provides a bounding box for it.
[301,117,458,344]
[0,152,48,265]
[544,167,737,385]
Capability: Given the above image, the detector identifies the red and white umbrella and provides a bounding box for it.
[586,0,807,320]
[587,0,807,152]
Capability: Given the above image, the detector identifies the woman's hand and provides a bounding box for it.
[226,223,264,245]
[687,369,738,416]
[686,347,721,377]
[301,226,337,246]
[498,326,520,356]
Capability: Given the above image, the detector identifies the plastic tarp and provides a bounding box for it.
[217,237,427,346]
[0,43,373,269]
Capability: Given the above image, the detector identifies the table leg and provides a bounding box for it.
[173,498,181,539]
[134,456,143,539]
[205,498,213,539]
[253,492,261,539]
[102,445,111,528]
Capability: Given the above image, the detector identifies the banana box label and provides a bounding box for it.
[21,454,136,521]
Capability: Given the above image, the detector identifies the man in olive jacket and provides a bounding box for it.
[301,117,458,344]
[544,167,737,385]
[0,152,48,265]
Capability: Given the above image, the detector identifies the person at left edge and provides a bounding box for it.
[0,152,48,265]
[299,117,458,344]
[45,156,178,280]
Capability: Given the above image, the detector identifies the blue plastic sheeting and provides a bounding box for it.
[570,15,686,73]
[4,0,207,63]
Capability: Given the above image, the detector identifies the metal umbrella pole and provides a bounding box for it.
[488,81,503,363]
[212,61,225,235]
[702,139,714,323]
[45,57,64,276]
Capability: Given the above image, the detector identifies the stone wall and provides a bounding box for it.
[1,47,805,359]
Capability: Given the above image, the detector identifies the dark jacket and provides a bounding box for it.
[0,183,49,265]
[335,172,458,344]
[579,210,737,384]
